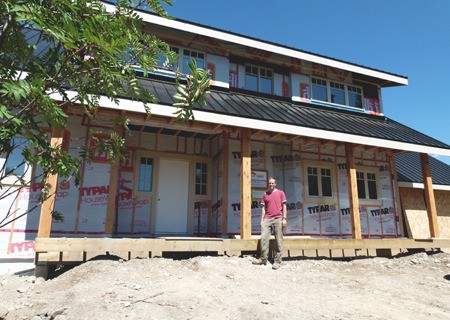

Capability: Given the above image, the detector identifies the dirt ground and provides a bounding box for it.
[0,251,449,320]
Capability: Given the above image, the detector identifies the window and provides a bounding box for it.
[307,166,333,197]
[4,137,28,177]
[183,49,205,73]
[156,46,179,70]
[195,162,207,195]
[154,47,205,74]
[356,170,378,200]
[245,65,273,94]
[311,77,364,109]
[330,81,345,105]
[138,157,153,192]
[311,78,328,102]
[347,85,362,108]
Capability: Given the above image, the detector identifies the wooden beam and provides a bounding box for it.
[222,132,229,236]
[105,126,124,234]
[345,143,362,239]
[37,128,64,238]
[240,128,252,239]
[390,155,405,237]
[420,153,439,238]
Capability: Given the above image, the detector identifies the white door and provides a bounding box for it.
[155,159,189,234]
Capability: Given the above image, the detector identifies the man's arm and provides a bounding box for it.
[261,205,266,225]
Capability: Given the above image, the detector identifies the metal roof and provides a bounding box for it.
[396,153,450,186]
[139,77,450,151]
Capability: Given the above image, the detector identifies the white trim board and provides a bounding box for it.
[101,2,408,87]
[398,182,450,191]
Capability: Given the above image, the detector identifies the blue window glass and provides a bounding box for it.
[330,82,345,105]
[138,157,153,192]
[4,137,28,177]
[312,78,328,102]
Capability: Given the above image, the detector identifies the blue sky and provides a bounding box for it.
[167,0,450,164]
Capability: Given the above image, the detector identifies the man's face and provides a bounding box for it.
[268,179,276,190]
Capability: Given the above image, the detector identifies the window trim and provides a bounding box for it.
[355,166,380,205]
[244,64,274,94]
[310,76,364,110]
[195,162,208,195]
[303,161,336,202]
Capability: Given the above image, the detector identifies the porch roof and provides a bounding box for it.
[138,77,450,156]
[396,153,450,189]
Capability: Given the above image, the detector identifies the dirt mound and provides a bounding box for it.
[1,252,449,319]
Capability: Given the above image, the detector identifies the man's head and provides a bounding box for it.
[268,178,276,191]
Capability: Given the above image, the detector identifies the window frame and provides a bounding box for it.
[310,76,364,109]
[355,166,380,205]
[0,137,32,186]
[195,162,208,195]
[244,64,274,94]
[153,46,206,75]
[303,161,336,202]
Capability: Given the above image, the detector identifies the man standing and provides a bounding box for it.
[253,177,287,270]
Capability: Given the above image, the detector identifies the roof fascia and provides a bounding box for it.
[102,2,408,87]
[398,182,450,191]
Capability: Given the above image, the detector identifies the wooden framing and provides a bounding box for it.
[34,237,450,267]
[420,153,439,237]
[240,128,252,239]
[37,128,64,238]
[222,131,229,236]
[345,143,362,239]
[105,126,124,234]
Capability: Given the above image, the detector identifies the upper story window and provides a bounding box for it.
[155,47,205,75]
[156,46,179,70]
[311,77,364,109]
[311,78,328,102]
[330,81,345,105]
[356,169,378,201]
[183,49,205,71]
[245,65,273,94]
[347,85,363,108]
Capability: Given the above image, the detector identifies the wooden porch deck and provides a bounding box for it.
[35,237,450,267]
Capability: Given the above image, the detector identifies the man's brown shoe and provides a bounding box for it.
[252,258,267,265]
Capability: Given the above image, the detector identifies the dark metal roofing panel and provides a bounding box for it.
[138,77,450,150]
[396,153,450,185]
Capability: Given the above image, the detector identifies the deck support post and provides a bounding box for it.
[420,153,439,238]
[37,128,64,238]
[345,143,362,239]
[240,128,251,239]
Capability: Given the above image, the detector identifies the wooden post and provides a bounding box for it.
[222,132,229,236]
[105,127,123,235]
[345,143,361,239]
[240,128,251,239]
[420,153,439,238]
[390,154,405,237]
[37,128,64,238]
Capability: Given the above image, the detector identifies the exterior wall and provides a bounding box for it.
[399,187,450,239]
[224,137,399,238]
[0,115,214,258]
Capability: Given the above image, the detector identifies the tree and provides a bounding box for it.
[0,0,210,228]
